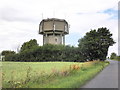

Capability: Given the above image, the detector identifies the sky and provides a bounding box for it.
[0,0,119,56]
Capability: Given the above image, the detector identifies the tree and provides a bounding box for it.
[1,50,16,61]
[1,50,16,56]
[78,27,115,61]
[97,27,115,60]
[110,52,117,60]
[20,39,39,52]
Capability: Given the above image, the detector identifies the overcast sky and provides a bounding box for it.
[0,0,119,56]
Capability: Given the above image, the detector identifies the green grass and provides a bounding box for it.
[2,61,109,88]
[111,59,120,61]
[2,62,82,80]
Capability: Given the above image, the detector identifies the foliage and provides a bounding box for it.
[2,61,109,88]
[110,52,117,59]
[115,56,120,61]
[1,50,16,58]
[110,52,120,61]
[20,39,39,52]
[1,50,15,56]
[78,27,115,61]
[5,44,82,62]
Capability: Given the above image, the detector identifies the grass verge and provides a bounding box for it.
[111,59,120,61]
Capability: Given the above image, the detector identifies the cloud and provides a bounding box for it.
[0,7,41,22]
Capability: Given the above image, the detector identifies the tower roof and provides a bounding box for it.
[42,18,67,22]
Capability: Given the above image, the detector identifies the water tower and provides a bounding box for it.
[39,18,69,45]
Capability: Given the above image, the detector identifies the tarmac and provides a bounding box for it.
[81,59,118,88]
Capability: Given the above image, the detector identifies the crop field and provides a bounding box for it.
[1,61,109,88]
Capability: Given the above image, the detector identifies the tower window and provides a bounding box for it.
[55,38,57,42]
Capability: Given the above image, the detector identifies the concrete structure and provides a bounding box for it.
[39,18,69,45]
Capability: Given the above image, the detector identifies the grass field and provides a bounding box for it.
[111,59,120,61]
[2,62,82,81]
[2,61,109,88]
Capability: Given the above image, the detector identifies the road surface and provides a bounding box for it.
[81,59,118,88]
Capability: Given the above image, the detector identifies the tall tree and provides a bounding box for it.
[20,39,39,52]
[78,27,115,61]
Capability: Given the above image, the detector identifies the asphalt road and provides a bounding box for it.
[81,59,118,88]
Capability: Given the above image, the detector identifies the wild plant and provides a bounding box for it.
[24,66,32,86]
[6,70,22,88]
[51,68,59,76]
[2,72,5,81]
[60,69,69,76]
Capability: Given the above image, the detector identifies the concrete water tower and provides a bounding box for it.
[39,18,69,45]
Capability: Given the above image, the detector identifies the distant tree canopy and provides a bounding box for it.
[5,44,82,62]
[20,39,39,52]
[78,27,115,61]
[1,50,16,56]
[110,52,117,59]
[110,52,120,61]
[4,27,115,62]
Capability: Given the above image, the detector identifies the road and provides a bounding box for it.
[81,59,118,88]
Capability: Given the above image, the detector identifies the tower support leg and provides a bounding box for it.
[63,35,65,45]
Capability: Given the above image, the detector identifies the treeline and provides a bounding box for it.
[5,44,84,62]
[2,27,116,62]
